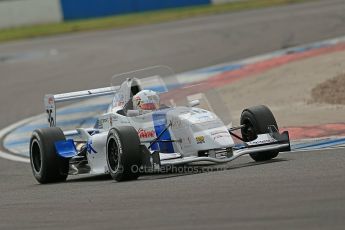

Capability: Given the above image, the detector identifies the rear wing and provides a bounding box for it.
[44,86,119,127]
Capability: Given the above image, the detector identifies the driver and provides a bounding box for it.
[132,89,160,114]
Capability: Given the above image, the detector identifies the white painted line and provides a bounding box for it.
[0,151,30,163]
[0,115,42,163]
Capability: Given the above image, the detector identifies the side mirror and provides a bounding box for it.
[188,100,200,107]
[127,110,140,117]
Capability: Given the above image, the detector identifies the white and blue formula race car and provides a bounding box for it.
[29,66,291,183]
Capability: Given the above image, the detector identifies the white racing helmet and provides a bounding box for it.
[132,90,160,114]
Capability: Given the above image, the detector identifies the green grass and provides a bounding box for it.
[0,0,314,43]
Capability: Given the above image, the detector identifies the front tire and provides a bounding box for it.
[30,127,69,184]
[240,105,279,162]
[106,126,142,182]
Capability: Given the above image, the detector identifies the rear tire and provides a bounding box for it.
[106,126,142,182]
[30,127,69,183]
[240,105,279,162]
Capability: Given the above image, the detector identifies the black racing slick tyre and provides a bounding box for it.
[30,127,69,184]
[106,126,142,182]
[240,105,279,162]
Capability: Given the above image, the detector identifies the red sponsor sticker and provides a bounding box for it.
[140,103,156,110]
[138,128,156,139]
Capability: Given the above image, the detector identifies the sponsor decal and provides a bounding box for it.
[248,139,276,145]
[140,103,156,110]
[247,134,277,146]
[45,96,55,127]
[138,128,156,139]
[211,130,228,136]
[195,136,205,144]
[99,116,118,128]
[86,140,97,154]
[170,118,183,129]
[213,135,228,140]
[211,130,229,140]
[113,94,125,107]
[46,109,55,127]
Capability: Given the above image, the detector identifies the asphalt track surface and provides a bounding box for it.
[0,0,345,229]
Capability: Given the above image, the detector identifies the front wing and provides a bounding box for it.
[157,131,290,166]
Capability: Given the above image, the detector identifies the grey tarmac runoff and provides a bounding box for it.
[0,0,345,229]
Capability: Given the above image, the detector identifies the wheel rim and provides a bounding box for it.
[242,119,257,141]
[107,138,119,173]
[31,140,42,173]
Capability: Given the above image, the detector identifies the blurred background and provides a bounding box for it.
[0,0,236,29]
